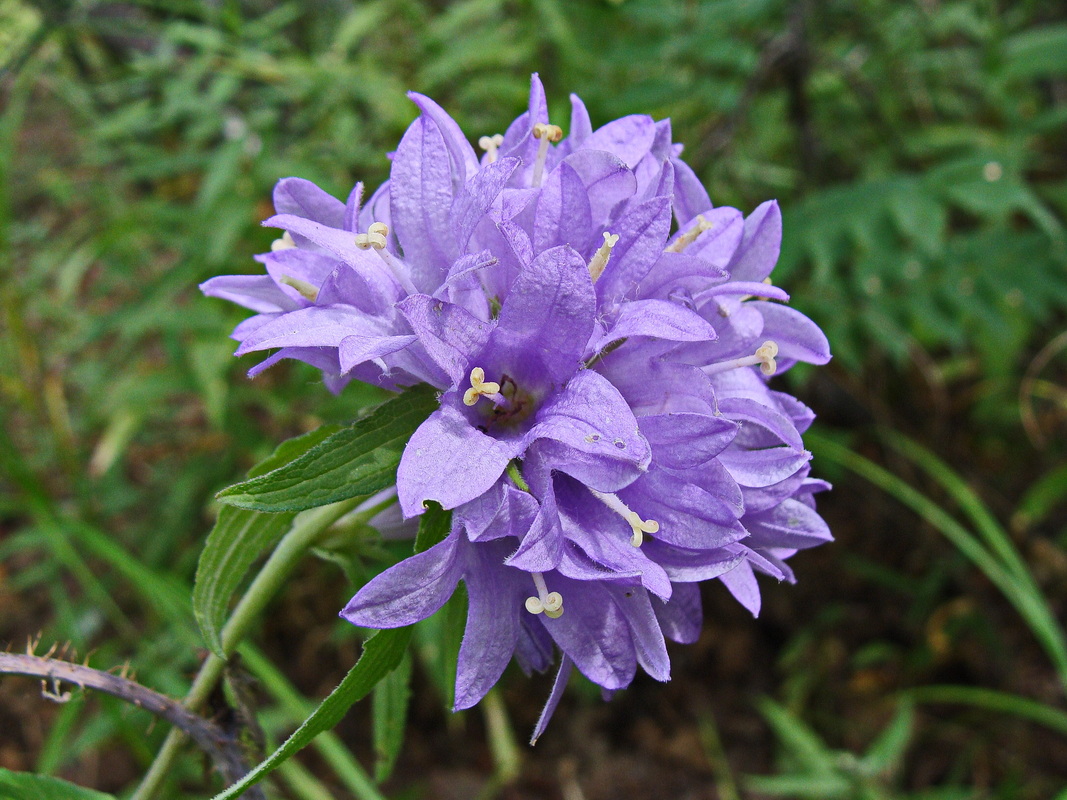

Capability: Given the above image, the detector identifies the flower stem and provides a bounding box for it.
[479,687,522,797]
[132,497,363,800]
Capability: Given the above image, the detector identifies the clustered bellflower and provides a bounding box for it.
[202,75,832,740]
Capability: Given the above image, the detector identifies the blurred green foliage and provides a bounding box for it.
[2,0,1066,797]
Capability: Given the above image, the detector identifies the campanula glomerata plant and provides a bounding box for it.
[202,73,832,742]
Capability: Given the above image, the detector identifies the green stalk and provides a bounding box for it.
[809,433,1067,694]
[132,498,361,800]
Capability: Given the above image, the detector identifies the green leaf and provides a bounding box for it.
[413,500,451,553]
[756,698,836,775]
[194,426,341,656]
[414,580,468,711]
[743,774,850,798]
[210,627,414,800]
[861,700,914,773]
[1013,463,1067,531]
[0,769,117,800]
[207,499,451,798]
[194,506,296,657]
[372,649,412,783]
[248,424,344,479]
[1003,24,1067,79]
[216,385,438,512]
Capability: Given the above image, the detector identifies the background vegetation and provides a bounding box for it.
[1,0,1066,797]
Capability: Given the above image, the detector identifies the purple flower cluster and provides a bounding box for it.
[202,75,831,733]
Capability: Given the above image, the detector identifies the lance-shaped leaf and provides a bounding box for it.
[216,385,439,512]
[194,425,340,656]
[0,770,117,800]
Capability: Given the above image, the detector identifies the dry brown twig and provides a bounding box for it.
[0,651,265,799]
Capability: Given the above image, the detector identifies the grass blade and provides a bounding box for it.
[808,432,1067,693]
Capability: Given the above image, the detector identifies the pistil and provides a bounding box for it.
[355,222,418,295]
[463,367,505,407]
[587,232,620,282]
[354,222,389,250]
[703,340,779,377]
[277,274,318,302]
[525,572,564,618]
[531,123,563,188]
[589,489,660,547]
[478,133,505,163]
[271,231,296,252]
[665,214,713,254]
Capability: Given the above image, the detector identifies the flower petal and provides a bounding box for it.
[505,485,565,572]
[582,115,656,170]
[528,370,650,491]
[200,275,296,314]
[638,412,739,470]
[596,195,673,304]
[234,305,391,355]
[390,116,458,289]
[719,560,761,617]
[408,91,480,183]
[492,246,595,384]
[399,295,493,386]
[671,157,713,225]
[608,585,669,681]
[750,301,832,365]
[273,177,345,227]
[718,446,812,488]
[591,298,717,354]
[745,498,833,550]
[340,534,462,628]
[534,161,593,254]
[726,200,781,283]
[652,582,702,644]
[397,405,519,516]
[540,578,637,690]
[338,334,417,375]
[454,541,524,710]
[452,157,520,251]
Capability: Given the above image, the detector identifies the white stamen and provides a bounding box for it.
[525,572,563,619]
[355,222,418,295]
[271,231,296,251]
[531,123,562,188]
[588,232,620,282]
[590,489,660,547]
[478,133,505,163]
[278,274,318,302]
[665,214,713,254]
[703,340,779,377]
[355,221,389,250]
[463,366,503,406]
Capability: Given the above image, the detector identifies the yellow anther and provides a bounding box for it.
[755,340,779,376]
[526,574,564,618]
[542,592,563,618]
[478,133,505,163]
[531,124,563,188]
[665,214,714,253]
[355,222,389,250]
[625,511,660,548]
[278,274,318,302]
[271,231,296,251]
[532,123,563,143]
[462,366,501,406]
[588,232,620,283]
[589,489,659,547]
